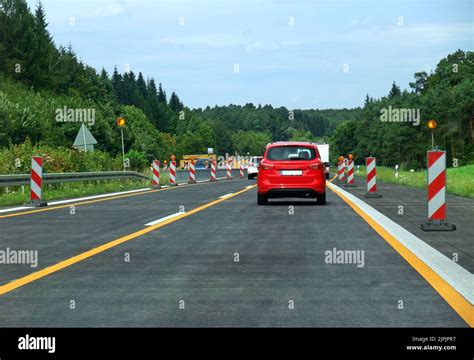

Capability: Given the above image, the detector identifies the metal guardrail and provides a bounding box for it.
[174,168,243,182]
[0,169,246,187]
[0,171,150,187]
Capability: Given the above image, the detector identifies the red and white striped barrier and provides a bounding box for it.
[226,161,233,180]
[210,160,217,182]
[337,159,345,182]
[239,162,244,178]
[25,156,47,207]
[421,150,456,231]
[152,160,161,189]
[364,157,381,198]
[345,159,356,187]
[188,159,197,184]
[170,159,177,186]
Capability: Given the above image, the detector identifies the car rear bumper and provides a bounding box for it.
[257,179,326,197]
[265,188,323,198]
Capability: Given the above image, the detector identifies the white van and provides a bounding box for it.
[247,156,263,179]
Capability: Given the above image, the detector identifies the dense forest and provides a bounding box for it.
[0,0,472,173]
[332,51,474,168]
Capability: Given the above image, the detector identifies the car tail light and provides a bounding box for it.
[260,163,274,170]
[309,163,322,170]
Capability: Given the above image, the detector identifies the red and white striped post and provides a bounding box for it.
[226,160,233,180]
[345,155,356,187]
[151,160,161,189]
[188,159,197,184]
[169,155,177,186]
[210,160,217,182]
[364,157,381,198]
[239,162,244,178]
[337,157,345,182]
[25,156,47,207]
[421,150,456,231]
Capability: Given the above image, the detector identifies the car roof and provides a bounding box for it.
[266,141,317,148]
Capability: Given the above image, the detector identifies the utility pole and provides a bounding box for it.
[116,117,126,171]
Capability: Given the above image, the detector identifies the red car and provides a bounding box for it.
[257,142,328,205]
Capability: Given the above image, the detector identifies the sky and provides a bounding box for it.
[27,0,473,109]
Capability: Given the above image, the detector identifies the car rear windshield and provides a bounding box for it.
[251,157,262,165]
[266,146,317,161]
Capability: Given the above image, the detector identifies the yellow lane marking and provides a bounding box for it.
[328,184,473,327]
[0,185,257,296]
[0,180,220,220]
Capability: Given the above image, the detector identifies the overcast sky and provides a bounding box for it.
[27,0,473,109]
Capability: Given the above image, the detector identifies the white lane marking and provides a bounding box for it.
[0,177,240,214]
[0,188,152,214]
[0,206,28,213]
[328,182,474,304]
[145,212,185,226]
[194,177,226,183]
[219,193,234,199]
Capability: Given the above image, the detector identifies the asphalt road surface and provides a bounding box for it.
[345,174,474,273]
[0,178,470,327]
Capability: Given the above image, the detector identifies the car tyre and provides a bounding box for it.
[257,193,268,205]
[317,192,326,205]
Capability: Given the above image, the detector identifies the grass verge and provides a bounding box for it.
[355,164,474,198]
[0,173,171,207]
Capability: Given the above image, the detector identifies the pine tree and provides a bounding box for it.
[147,78,158,98]
[29,1,57,88]
[388,82,401,98]
[364,94,370,108]
[136,72,148,99]
[0,0,36,82]
[157,83,167,103]
[111,66,125,102]
[100,68,108,80]
[169,91,183,112]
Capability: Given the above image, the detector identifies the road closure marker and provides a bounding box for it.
[188,159,197,184]
[226,161,233,180]
[421,150,456,231]
[169,157,177,186]
[364,157,381,198]
[337,158,345,183]
[345,156,356,188]
[151,160,161,189]
[24,157,47,207]
[210,160,217,182]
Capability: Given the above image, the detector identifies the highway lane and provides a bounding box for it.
[340,175,474,273]
[0,182,467,327]
[0,180,252,284]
